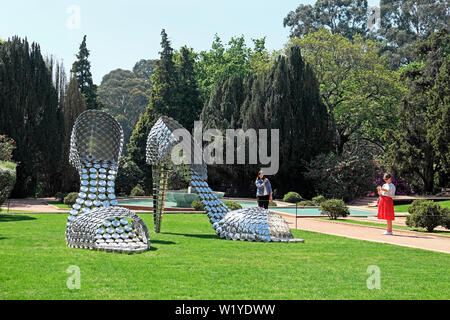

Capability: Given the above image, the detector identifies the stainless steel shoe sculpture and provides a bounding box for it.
[65,110,150,252]
[146,116,303,243]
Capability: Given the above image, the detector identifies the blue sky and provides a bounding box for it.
[0,0,379,84]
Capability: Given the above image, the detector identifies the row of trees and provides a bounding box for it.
[0,35,97,197]
[284,0,449,69]
[107,24,448,199]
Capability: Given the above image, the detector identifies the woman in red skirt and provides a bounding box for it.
[377,173,396,235]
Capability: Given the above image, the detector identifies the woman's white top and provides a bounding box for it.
[381,183,396,198]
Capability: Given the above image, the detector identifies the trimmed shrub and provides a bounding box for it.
[55,192,67,203]
[64,192,79,206]
[441,208,450,230]
[283,192,302,203]
[130,184,145,197]
[312,195,326,206]
[298,200,315,207]
[405,200,445,232]
[192,199,205,211]
[319,199,350,220]
[0,161,16,206]
[224,201,242,210]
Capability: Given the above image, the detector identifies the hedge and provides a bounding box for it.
[0,161,17,206]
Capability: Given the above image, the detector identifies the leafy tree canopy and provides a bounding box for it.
[379,0,450,69]
[196,34,273,102]
[387,29,449,193]
[288,27,404,155]
[284,0,370,40]
[71,35,101,110]
[98,68,151,154]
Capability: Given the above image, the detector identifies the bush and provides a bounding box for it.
[167,170,189,191]
[307,152,380,202]
[319,199,350,220]
[283,192,302,203]
[312,195,326,206]
[298,200,315,207]
[192,199,205,211]
[224,201,242,210]
[441,208,450,230]
[268,200,277,207]
[0,135,16,162]
[0,161,16,206]
[130,184,145,197]
[55,192,67,203]
[405,200,446,232]
[64,192,79,206]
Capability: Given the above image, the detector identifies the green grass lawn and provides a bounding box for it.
[46,201,71,210]
[0,213,449,300]
[395,200,450,212]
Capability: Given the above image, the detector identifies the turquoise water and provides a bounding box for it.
[119,200,177,207]
[119,199,376,216]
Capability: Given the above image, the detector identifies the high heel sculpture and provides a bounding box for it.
[65,110,150,253]
[146,116,303,243]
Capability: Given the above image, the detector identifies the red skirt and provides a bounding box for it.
[377,196,395,221]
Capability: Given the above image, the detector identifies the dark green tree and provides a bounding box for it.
[149,29,179,118]
[0,37,62,197]
[176,46,203,131]
[387,29,450,193]
[251,46,330,195]
[61,77,87,192]
[127,108,158,194]
[71,35,101,110]
[201,46,331,197]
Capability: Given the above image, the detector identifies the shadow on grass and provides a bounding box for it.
[151,239,177,245]
[161,232,219,240]
[0,214,37,223]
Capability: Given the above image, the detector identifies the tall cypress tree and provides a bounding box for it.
[127,30,174,193]
[61,77,87,192]
[0,37,62,197]
[177,46,202,131]
[201,46,331,196]
[150,29,178,118]
[71,35,100,110]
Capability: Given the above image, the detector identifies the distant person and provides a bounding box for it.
[377,173,396,235]
[255,170,272,209]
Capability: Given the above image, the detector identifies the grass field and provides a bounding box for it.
[0,213,449,300]
[395,200,450,212]
[47,201,71,210]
